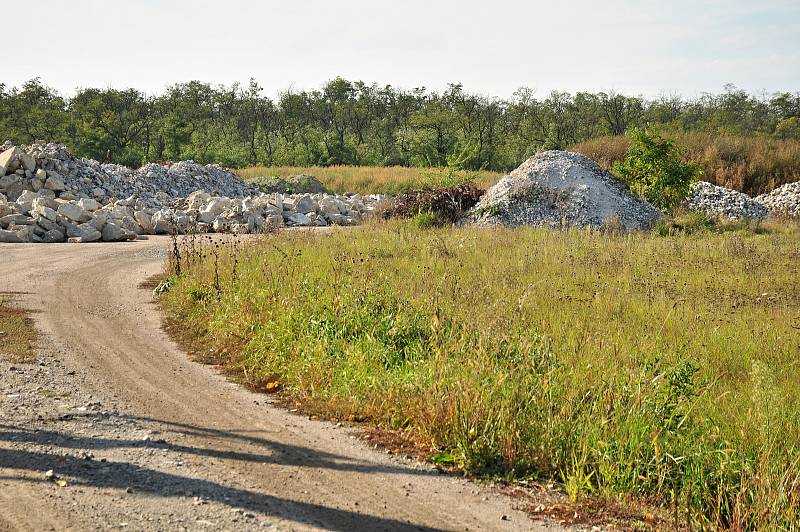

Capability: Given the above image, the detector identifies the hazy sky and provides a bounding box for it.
[6,0,799,99]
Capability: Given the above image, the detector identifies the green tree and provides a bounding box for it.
[612,129,701,210]
[2,78,69,143]
[69,87,151,165]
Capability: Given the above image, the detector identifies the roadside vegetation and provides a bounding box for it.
[160,220,800,529]
[0,294,36,363]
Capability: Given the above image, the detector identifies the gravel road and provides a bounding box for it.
[0,237,565,531]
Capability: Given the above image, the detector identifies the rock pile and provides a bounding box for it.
[0,142,384,243]
[467,150,662,230]
[687,181,768,220]
[2,141,260,207]
[756,182,800,218]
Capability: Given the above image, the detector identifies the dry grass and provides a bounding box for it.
[236,165,502,195]
[571,133,800,195]
[0,294,36,363]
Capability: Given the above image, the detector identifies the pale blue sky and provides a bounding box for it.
[7,0,799,98]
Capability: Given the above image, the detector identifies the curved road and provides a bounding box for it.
[0,237,561,531]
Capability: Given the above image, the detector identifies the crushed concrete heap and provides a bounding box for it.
[756,181,800,218]
[688,180,800,220]
[467,150,662,230]
[0,142,385,243]
[688,181,769,220]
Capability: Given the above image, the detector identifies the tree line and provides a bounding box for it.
[1,78,799,170]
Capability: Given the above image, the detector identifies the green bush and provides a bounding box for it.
[613,129,701,210]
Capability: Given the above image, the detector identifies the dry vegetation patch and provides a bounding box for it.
[237,165,501,195]
[0,293,37,363]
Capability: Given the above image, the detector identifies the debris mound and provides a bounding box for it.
[0,142,384,244]
[467,151,662,230]
[688,181,768,220]
[2,141,261,208]
[755,181,800,218]
[381,183,483,224]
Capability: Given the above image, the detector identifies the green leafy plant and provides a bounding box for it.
[613,129,701,210]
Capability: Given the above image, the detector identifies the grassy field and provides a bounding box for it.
[0,295,36,363]
[236,165,502,195]
[161,221,800,528]
[571,132,800,196]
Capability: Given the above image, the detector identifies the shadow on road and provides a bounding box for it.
[0,415,443,531]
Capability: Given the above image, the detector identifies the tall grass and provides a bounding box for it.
[572,133,800,195]
[161,222,800,528]
[236,165,502,195]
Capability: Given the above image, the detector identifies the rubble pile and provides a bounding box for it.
[0,142,385,243]
[687,181,769,220]
[466,150,662,231]
[755,181,800,218]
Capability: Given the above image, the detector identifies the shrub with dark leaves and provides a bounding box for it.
[380,183,484,225]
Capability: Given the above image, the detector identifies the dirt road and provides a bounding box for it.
[0,237,563,531]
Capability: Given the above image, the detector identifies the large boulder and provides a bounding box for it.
[0,146,22,177]
[42,228,65,243]
[44,172,66,192]
[134,210,154,233]
[15,190,38,213]
[319,196,345,215]
[284,195,317,214]
[0,214,33,228]
[101,222,136,242]
[77,198,101,211]
[31,198,58,222]
[65,223,102,243]
[19,152,36,173]
[0,229,23,243]
[285,212,313,226]
[57,202,93,223]
[0,173,19,189]
[467,151,662,231]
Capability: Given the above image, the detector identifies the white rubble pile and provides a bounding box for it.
[5,141,261,207]
[755,182,800,218]
[687,181,768,220]
[467,150,662,230]
[0,142,385,244]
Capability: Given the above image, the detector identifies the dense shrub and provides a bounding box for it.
[612,129,701,210]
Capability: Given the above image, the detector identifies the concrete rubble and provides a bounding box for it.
[687,181,769,220]
[0,141,386,243]
[466,150,663,230]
